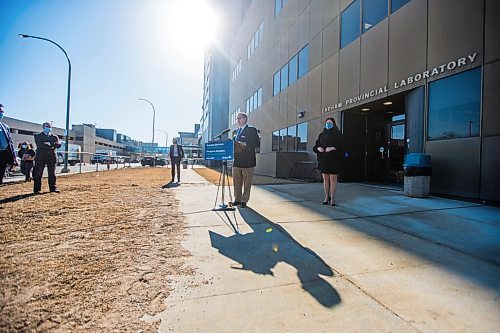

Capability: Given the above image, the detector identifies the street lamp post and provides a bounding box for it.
[138,98,156,166]
[19,34,72,173]
[157,130,168,151]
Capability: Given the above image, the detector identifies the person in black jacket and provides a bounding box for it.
[231,113,260,208]
[33,122,61,193]
[18,142,36,182]
[0,104,19,185]
[313,117,344,206]
[169,138,184,183]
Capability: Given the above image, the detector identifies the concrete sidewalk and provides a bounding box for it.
[148,168,500,332]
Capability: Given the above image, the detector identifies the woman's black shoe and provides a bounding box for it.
[322,197,331,205]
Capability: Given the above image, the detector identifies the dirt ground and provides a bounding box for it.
[0,168,193,332]
[193,167,305,186]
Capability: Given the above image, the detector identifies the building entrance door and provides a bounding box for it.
[366,111,406,184]
[341,94,407,185]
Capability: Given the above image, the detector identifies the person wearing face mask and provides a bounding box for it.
[0,104,18,185]
[313,117,344,206]
[33,122,61,193]
[18,142,36,182]
[169,138,184,183]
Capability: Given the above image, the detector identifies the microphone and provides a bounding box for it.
[213,128,231,141]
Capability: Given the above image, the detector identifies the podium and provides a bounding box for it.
[204,140,235,211]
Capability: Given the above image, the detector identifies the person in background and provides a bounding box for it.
[0,104,18,185]
[18,142,36,182]
[313,117,344,206]
[33,122,61,194]
[169,138,184,183]
[231,112,260,208]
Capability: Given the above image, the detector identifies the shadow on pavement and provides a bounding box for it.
[209,207,341,308]
[0,192,49,205]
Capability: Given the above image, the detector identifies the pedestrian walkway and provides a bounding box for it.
[148,168,500,332]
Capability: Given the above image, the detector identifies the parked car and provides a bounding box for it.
[141,156,166,167]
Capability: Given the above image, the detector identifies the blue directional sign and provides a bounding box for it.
[204,140,234,161]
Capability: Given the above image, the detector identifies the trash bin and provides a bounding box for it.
[403,153,432,198]
[182,160,188,169]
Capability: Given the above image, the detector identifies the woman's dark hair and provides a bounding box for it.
[18,142,34,149]
[325,117,337,127]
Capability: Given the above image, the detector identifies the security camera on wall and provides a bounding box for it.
[297,111,305,118]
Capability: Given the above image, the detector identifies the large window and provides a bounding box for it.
[363,0,388,33]
[298,45,309,78]
[275,0,289,17]
[248,21,264,59]
[279,128,287,151]
[280,64,289,91]
[272,131,280,151]
[428,67,481,141]
[341,0,360,48]
[391,0,411,13]
[257,88,263,108]
[273,71,281,96]
[289,54,298,85]
[297,122,308,151]
[287,125,297,151]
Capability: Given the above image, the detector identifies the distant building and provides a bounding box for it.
[3,117,146,163]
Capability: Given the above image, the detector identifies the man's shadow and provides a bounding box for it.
[209,207,341,308]
[0,192,48,205]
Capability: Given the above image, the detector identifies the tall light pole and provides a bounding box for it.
[19,34,72,173]
[157,130,169,150]
[138,98,156,166]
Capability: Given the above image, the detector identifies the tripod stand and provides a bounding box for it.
[213,160,236,211]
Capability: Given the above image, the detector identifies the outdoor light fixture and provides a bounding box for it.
[297,111,305,118]
[19,33,72,173]
[383,101,393,106]
[361,108,370,111]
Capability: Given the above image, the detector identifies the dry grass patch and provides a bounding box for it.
[0,168,193,332]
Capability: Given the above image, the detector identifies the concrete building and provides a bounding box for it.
[178,124,203,158]
[224,0,500,203]
[201,0,252,148]
[3,117,140,163]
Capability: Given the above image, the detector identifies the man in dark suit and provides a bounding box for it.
[0,104,18,185]
[231,112,260,208]
[169,138,184,183]
[33,122,61,193]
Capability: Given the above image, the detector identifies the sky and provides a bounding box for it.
[0,0,217,146]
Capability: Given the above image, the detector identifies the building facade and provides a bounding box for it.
[201,0,252,149]
[226,0,500,203]
[3,117,147,163]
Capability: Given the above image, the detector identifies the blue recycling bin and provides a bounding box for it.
[403,153,432,198]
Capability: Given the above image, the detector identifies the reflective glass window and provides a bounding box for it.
[428,67,481,141]
[279,128,287,151]
[272,131,280,151]
[287,125,297,151]
[298,45,309,78]
[259,22,264,44]
[362,0,388,33]
[257,88,263,107]
[297,122,308,151]
[273,71,280,96]
[289,54,298,85]
[341,0,360,48]
[275,0,282,17]
[391,0,411,13]
[280,63,289,91]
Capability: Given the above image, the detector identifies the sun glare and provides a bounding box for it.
[158,0,218,61]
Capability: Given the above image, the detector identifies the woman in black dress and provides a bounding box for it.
[313,118,343,206]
